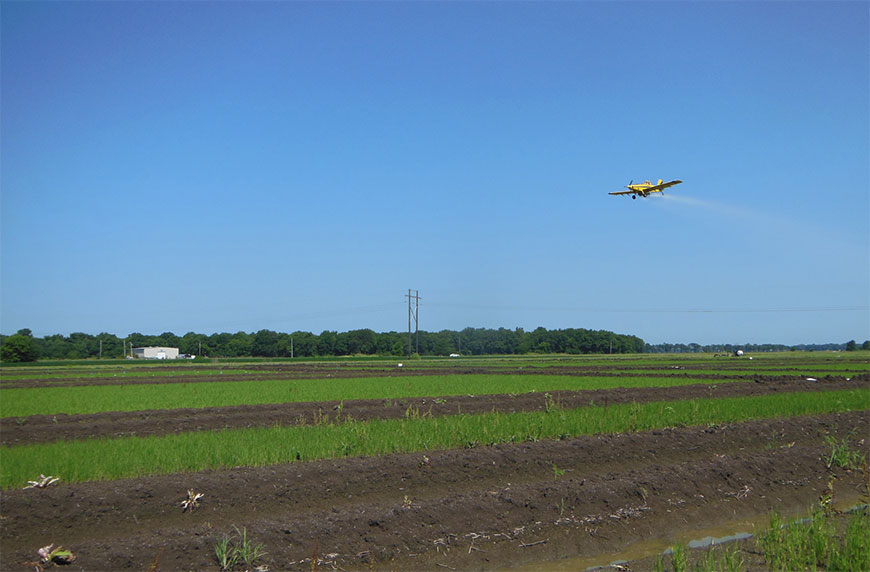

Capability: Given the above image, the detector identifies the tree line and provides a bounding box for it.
[645,341,870,353]
[0,327,646,362]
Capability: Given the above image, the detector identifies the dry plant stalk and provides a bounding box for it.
[38,544,76,566]
[181,489,205,512]
[24,475,60,489]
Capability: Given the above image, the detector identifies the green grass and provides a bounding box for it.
[0,374,752,418]
[822,434,866,470]
[214,526,266,571]
[0,368,228,382]
[1,389,865,489]
[2,351,865,385]
[759,507,870,571]
[654,542,745,572]
[624,366,867,375]
[648,506,869,572]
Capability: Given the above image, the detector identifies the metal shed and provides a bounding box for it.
[132,346,180,360]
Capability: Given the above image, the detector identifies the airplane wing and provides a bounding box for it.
[608,190,636,196]
[646,179,683,193]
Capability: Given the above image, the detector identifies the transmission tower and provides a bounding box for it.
[405,289,421,358]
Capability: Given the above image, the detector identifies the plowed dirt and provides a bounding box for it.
[1,362,867,571]
[1,412,867,571]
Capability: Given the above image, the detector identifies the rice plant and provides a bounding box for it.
[759,507,870,571]
[823,433,866,470]
[1,389,865,489]
[214,526,266,571]
[0,374,745,418]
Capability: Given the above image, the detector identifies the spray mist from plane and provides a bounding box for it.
[608,180,817,244]
[659,190,869,277]
[657,192,782,229]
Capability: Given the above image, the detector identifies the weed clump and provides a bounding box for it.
[214,526,266,571]
[823,433,866,471]
[759,507,869,572]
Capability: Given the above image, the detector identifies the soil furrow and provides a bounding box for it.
[1,411,866,571]
[5,364,865,389]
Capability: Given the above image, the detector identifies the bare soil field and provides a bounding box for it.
[1,358,867,571]
[1,411,867,571]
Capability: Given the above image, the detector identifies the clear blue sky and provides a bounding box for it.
[2,1,868,345]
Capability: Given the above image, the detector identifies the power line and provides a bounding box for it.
[405,289,421,358]
[183,304,401,333]
[424,303,867,314]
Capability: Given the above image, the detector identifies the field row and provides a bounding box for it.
[2,374,756,417]
[2,366,865,386]
[2,389,866,489]
[2,352,867,572]
[1,351,866,379]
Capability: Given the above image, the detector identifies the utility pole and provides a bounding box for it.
[405,289,420,358]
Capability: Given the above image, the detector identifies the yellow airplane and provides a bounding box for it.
[609,179,683,199]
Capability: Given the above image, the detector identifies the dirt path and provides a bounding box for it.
[2,375,864,446]
[1,411,867,571]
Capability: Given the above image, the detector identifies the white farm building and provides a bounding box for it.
[132,346,179,360]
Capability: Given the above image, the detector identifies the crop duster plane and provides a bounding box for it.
[609,179,683,199]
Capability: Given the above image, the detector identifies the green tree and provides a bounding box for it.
[345,329,377,355]
[845,340,857,351]
[252,329,280,357]
[180,331,209,356]
[127,332,155,349]
[288,331,317,357]
[39,334,70,359]
[0,334,39,362]
[208,332,234,356]
[317,331,338,356]
[376,331,403,355]
[68,332,97,358]
[155,331,181,348]
[226,332,253,357]
[429,330,456,356]
[96,333,123,358]
[862,340,870,350]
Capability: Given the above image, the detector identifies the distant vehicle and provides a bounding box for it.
[609,179,683,200]
[714,350,746,358]
[449,353,461,358]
